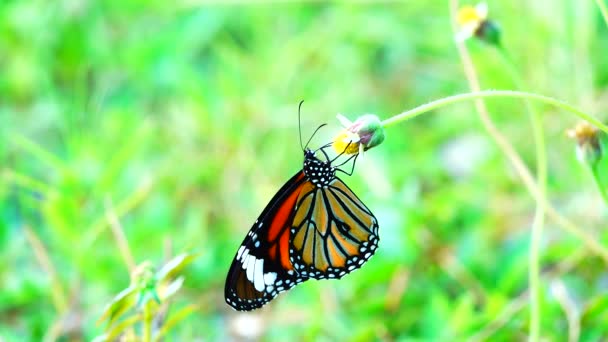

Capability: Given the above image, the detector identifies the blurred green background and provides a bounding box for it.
[2,0,608,340]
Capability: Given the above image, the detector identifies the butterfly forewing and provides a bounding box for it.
[224,172,308,311]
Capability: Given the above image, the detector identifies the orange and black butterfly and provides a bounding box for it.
[224,103,379,311]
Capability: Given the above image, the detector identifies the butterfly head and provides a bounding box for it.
[303,149,336,187]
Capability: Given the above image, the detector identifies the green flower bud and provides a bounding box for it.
[475,20,501,46]
[334,114,385,155]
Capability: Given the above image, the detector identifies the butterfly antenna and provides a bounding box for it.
[304,123,327,150]
[298,100,305,151]
[314,142,333,153]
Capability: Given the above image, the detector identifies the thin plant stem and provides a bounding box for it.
[143,303,152,342]
[551,280,581,342]
[469,248,586,341]
[495,46,546,342]
[596,0,608,29]
[24,226,69,314]
[381,90,608,134]
[383,102,608,264]
[446,1,604,339]
[105,197,137,273]
[83,175,154,249]
[591,164,608,204]
[529,142,544,334]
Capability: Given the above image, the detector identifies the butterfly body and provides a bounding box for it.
[225,148,379,311]
[302,149,335,187]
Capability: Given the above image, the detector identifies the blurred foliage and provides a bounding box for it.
[1,0,608,341]
[95,253,198,341]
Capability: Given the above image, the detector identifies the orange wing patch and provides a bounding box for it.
[265,172,306,271]
[268,186,302,242]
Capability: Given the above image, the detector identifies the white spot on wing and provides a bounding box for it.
[240,248,250,263]
[253,259,265,292]
[236,246,245,260]
[246,256,256,281]
[264,272,277,285]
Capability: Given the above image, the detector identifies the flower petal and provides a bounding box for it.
[475,2,489,20]
[336,113,353,127]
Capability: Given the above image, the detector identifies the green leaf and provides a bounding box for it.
[97,285,138,326]
[95,313,142,342]
[155,252,198,283]
[161,277,185,301]
[581,293,608,329]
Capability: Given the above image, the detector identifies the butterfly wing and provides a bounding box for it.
[225,171,310,311]
[225,164,380,310]
[289,177,379,279]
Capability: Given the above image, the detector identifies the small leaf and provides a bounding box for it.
[155,252,198,283]
[97,285,138,326]
[101,313,143,341]
[161,277,185,300]
[581,292,608,327]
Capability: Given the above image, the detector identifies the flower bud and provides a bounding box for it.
[333,114,385,155]
[455,2,501,46]
[567,122,604,166]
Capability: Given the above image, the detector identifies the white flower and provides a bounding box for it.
[455,2,488,42]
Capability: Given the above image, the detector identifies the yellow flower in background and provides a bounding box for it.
[455,2,500,46]
[567,122,600,145]
[456,2,488,40]
[567,122,603,165]
[567,122,608,204]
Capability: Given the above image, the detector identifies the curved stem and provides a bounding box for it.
[528,111,545,342]
[591,164,608,205]
[382,90,608,134]
[446,3,607,342]
[496,46,546,342]
[596,0,608,29]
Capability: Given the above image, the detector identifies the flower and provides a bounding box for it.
[455,2,501,46]
[333,114,385,155]
[567,122,604,166]
[333,129,361,155]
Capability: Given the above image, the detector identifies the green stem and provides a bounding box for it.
[382,90,608,135]
[143,303,152,342]
[596,0,608,29]
[495,47,546,342]
[591,163,608,205]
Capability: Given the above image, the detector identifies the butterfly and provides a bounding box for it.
[224,103,379,311]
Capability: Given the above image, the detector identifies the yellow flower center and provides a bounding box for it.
[567,122,599,145]
[333,131,361,155]
[457,6,483,26]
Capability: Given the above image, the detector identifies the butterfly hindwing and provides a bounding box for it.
[289,177,379,280]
